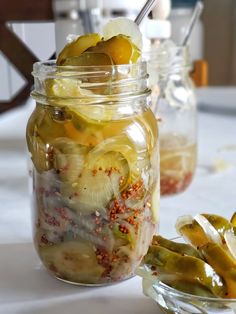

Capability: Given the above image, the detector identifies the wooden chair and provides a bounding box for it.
[0,0,53,114]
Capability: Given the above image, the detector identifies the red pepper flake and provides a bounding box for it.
[55,207,68,220]
[95,227,102,234]
[92,169,98,176]
[63,252,74,261]
[46,146,54,163]
[111,255,118,263]
[95,217,101,225]
[119,225,129,234]
[119,176,125,186]
[126,216,135,225]
[41,234,49,244]
[160,172,193,195]
[121,180,144,200]
[95,249,110,272]
[38,187,45,194]
[108,199,127,221]
[45,213,60,227]
[105,167,120,177]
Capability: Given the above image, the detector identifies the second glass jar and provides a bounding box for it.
[146,46,197,196]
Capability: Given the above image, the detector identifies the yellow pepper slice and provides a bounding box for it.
[200,242,236,298]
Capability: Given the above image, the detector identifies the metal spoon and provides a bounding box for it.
[153,1,204,115]
[181,1,204,47]
[135,0,158,26]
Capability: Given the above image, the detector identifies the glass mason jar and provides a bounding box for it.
[145,46,197,196]
[26,61,159,285]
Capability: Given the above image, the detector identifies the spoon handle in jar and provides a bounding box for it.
[135,0,158,26]
[181,1,204,47]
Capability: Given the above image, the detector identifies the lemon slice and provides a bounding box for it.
[103,17,143,50]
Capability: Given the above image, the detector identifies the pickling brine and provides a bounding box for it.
[160,135,197,195]
[27,57,159,285]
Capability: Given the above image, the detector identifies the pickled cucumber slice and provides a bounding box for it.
[169,281,215,298]
[39,241,104,283]
[177,214,236,249]
[194,214,222,245]
[63,52,113,66]
[203,214,235,239]
[29,135,51,173]
[86,147,130,190]
[45,76,93,98]
[57,33,101,65]
[176,216,209,248]
[200,243,236,298]
[87,35,140,65]
[52,137,88,182]
[150,183,159,224]
[62,169,114,214]
[224,230,236,260]
[64,117,101,147]
[87,135,139,180]
[27,106,62,173]
[231,212,236,226]
[152,235,202,259]
[61,148,130,214]
[144,245,226,297]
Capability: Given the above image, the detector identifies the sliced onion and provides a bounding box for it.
[175,215,194,235]
[103,17,143,49]
[224,229,236,260]
[194,214,222,245]
[66,34,79,43]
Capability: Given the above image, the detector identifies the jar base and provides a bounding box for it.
[54,273,136,287]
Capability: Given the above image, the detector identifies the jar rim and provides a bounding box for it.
[142,45,191,71]
[31,60,150,103]
[32,60,148,79]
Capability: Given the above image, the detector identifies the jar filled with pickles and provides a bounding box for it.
[26,30,159,285]
[145,43,197,196]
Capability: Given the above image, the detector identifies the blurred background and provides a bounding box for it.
[0,0,235,113]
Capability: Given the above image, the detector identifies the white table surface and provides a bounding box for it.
[0,90,236,314]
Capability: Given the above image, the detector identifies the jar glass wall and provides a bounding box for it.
[145,46,197,196]
[26,61,159,285]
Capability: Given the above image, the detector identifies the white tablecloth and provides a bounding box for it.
[0,91,236,314]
